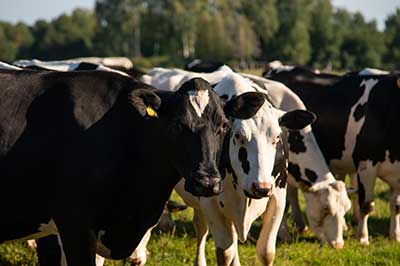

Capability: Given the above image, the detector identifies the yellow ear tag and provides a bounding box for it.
[146,106,158,118]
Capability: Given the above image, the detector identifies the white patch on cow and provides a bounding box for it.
[188,89,210,117]
[0,61,22,70]
[359,68,389,75]
[330,78,379,174]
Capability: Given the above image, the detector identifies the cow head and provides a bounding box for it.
[130,77,265,197]
[215,74,315,199]
[287,126,351,248]
[303,180,351,248]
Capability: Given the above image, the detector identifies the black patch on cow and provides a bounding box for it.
[75,62,100,71]
[288,162,301,181]
[238,147,250,174]
[248,199,252,207]
[353,103,366,122]
[304,168,318,182]
[288,131,306,154]
[274,137,288,188]
[357,174,366,212]
[219,201,224,208]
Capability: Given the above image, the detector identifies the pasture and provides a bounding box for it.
[1,179,398,266]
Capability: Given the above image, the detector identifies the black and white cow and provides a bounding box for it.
[267,68,400,244]
[0,69,265,266]
[145,68,351,249]
[14,58,145,79]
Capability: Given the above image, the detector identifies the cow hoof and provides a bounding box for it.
[331,241,344,249]
[359,238,370,245]
[129,258,143,266]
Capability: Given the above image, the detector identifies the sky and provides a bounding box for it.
[0,0,399,31]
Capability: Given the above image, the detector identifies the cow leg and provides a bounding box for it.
[36,235,62,266]
[356,165,377,245]
[277,213,291,242]
[256,186,286,266]
[193,208,209,266]
[287,184,307,232]
[54,216,97,266]
[128,227,153,266]
[202,201,238,266]
[389,189,400,241]
[349,173,361,224]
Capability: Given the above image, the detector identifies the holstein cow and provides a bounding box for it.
[267,68,400,244]
[143,69,317,266]
[145,67,351,248]
[0,69,265,266]
[14,57,145,78]
[241,73,352,247]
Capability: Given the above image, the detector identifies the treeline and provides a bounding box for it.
[1,0,399,70]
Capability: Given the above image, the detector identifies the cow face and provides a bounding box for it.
[303,181,351,248]
[215,74,315,199]
[135,78,264,197]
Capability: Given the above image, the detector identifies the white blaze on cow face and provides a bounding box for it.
[214,74,282,198]
[330,78,378,174]
[187,89,210,117]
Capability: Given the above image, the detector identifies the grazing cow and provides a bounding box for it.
[0,69,265,266]
[267,68,400,244]
[143,69,316,266]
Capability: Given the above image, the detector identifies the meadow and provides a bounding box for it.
[1,179,399,266]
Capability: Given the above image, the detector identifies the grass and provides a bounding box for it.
[1,179,399,266]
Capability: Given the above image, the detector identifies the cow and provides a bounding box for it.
[15,57,145,79]
[145,67,351,248]
[0,69,265,266]
[267,68,400,245]
[143,69,346,266]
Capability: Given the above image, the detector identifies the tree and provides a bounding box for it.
[384,8,400,69]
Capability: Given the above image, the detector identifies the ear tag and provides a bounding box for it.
[146,106,158,118]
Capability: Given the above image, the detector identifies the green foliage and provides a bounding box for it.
[0,1,398,70]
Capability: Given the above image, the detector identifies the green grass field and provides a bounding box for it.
[1,179,399,266]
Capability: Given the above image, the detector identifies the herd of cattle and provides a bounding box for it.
[0,57,399,266]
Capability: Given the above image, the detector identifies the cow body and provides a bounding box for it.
[267,68,400,244]
[0,69,262,265]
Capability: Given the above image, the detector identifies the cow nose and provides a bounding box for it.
[330,241,344,249]
[251,182,273,198]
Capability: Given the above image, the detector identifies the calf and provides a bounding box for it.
[267,68,400,244]
[0,69,263,266]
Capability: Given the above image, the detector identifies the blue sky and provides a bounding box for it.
[0,0,399,31]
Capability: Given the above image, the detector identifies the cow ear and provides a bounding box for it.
[279,110,316,130]
[129,89,161,118]
[224,92,265,119]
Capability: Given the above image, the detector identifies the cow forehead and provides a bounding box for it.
[187,89,210,117]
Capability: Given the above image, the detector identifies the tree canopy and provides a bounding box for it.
[0,0,399,70]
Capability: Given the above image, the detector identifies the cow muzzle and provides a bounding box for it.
[185,177,223,197]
